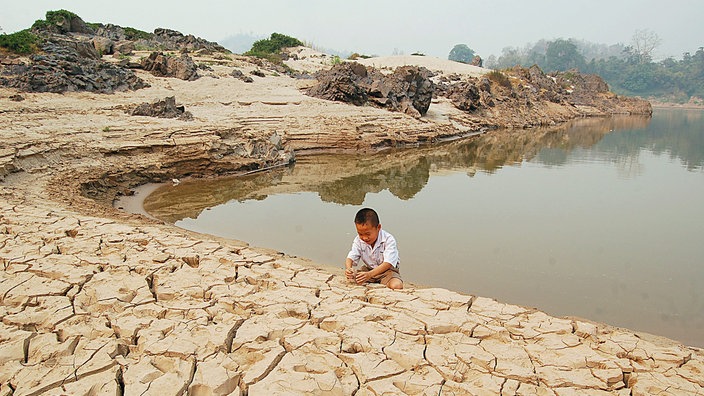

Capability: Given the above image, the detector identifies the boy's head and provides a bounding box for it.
[354,208,381,246]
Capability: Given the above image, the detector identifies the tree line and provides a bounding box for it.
[451,31,703,103]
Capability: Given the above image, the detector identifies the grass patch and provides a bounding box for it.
[123,27,153,41]
[487,70,512,89]
[0,30,41,54]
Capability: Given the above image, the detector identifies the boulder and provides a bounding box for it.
[231,69,254,83]
[307,62,369,106]
[383,66,435,117]
[93,24,129,41]
[307,62,435,117]
[113,40,134,56]
[471,55,483,67]
[92,37,114,55]
[129,96,193,120]
[446,81,482,111]
[141,52,199,81]
[33,12,94,35]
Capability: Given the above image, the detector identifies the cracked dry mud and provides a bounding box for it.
[2,194,703,395]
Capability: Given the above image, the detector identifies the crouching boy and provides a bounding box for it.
[345,208,403,290]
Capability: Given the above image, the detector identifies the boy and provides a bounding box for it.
[345,208,403,290]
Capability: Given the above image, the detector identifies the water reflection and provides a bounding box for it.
[144,114,653,222]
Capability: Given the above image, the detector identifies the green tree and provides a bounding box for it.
[448,44,475,63]
[544,39,586,72]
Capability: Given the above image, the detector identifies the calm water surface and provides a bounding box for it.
[142,108,704,347]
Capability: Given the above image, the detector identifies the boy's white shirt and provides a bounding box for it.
[346,229,399,269]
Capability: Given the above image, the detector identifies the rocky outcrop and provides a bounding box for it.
[140,52,199,81]
[307,62,435,117]
[129,96,193,120]
[143,28,229,54]
[0,12,230,94]
[432,65,652,128]
[0,40,148,93]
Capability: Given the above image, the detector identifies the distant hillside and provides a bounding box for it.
[220,33,265,54]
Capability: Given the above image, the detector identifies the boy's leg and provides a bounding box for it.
[374,266,403,290]
[358,265,404,290]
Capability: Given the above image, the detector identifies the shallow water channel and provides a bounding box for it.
[139,108,704,347]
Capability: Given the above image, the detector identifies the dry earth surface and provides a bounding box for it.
[1,51,703,395]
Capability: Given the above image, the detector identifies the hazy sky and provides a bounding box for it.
[3,0,702,59]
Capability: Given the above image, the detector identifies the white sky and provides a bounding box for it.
[2,0,702,59]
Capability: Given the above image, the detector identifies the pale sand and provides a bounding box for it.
[0,51,702,395]
[356,54,490,77]
[284,46,490,77]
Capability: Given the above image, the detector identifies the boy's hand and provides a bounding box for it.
[355,271,371,285]
[345,268,355,281]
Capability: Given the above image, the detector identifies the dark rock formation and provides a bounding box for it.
[445,81,484,111]
[129,96,193,120]
[231,69,254,83]
[131,28,229,54]
[307,62,435,117]
[0,13,229,93]
[140,52,199,81]
[307,62,369,106]
[0,41,148,93]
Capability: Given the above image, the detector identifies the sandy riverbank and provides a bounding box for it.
[1,52,703,394]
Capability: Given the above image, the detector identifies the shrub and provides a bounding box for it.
[331,55,342,65]
[0,30,41,54]
[348,53,371,60]
[32,9,81,32]
[45,9,79,25]
[245,32,303,58]
[487,70,512,88]
[123,26,153,41]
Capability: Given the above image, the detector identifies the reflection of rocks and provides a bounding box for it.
[318,158,431,204]
[142,115,651,222]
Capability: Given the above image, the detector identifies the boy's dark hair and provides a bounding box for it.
[354,208,379,227]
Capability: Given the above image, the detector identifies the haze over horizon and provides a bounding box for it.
[3,0,703,60]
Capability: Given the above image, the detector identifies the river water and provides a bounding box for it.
[140,108,704,347]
